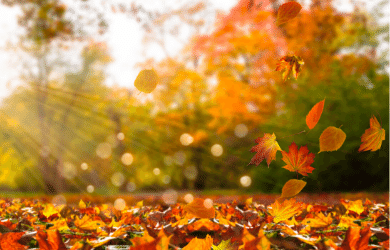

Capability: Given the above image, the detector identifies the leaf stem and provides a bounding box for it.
[280,130,306,139]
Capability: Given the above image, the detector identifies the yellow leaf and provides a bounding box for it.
[136,200,144,208]
[341,199,364,215]
[74,215,106,231]
[245,197,253,206]
[79,199,86,209]
[269,199,303,223]
[156,229,173,250]
[301,212,333,228]
[134,69,159,93]
[358,115,386,152]
[280,179,306,199]
[319,126,346,153]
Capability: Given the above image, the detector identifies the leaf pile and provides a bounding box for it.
[0,197,387,249]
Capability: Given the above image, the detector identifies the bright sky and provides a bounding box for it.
[0,0,387,100]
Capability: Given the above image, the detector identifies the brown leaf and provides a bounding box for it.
[319,126,346,153]
[306,99,325,130]
[358,115,386,152]
[276,2,302,25]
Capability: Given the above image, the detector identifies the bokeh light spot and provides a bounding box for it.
[52,195,66,206]
[117,132,125,140]
[87,185,94,193]
[114,198,126,211]
[81,163,88,170]
[162,189,178,205]
[234,124,248,138]
[204,198,213,209]
[153,168,161,175]
[211,144,223,157]
[126,182,136,192]
[96,143,112,159]
[180,133,194,146]
[61,162,77,180]
[162,175,171,184]
[121,153,133,165]
[111,172,125,187]
[240,175,252,187]
[184,193,194,203]
[174,151,186,165]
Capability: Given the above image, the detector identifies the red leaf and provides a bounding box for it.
[281,142,315,176]
[249,133,282,167]
[276,2,302,25]
[36,229,67,250]
[306,99,325,129]
[0,232,27,250]
[339,226,374,250]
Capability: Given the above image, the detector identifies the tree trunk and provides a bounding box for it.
[193,147,206,190]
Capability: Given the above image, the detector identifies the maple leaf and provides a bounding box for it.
[301,212,333,229]
[212,239,236,250]
[282,142,315,176]
[0,232,27,250]
[341,199,364,215]
[319,126,346,153]
[249,133,281,167]
[276,55,304,81]
[280,179,307,199]
[306,99,325,130]
[74,215,106,231]
[358,115,386,152]
[36,229,67,250]
[182,234,213,250]
[268,199,303,223]
[183,198,215,219]
[134,69,159,93]
[276,1,302,25]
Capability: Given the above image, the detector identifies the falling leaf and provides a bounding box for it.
[276,1,302,25]
[276,55,304,81]
[339,226,373,250]
[282,142,315,176]
[182,234,213,250]
[36,229,67,250]
[280,179,307,199]
[0,232,27,250]
[249,133,282,167]
[319,126,346,153]
[306,99,325,130]
[358,115,386,152]
[269,199,303,223]
[134,69,159,93]
[183,198,215,219]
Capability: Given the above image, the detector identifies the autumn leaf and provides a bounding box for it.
[36,229,67,250]
[338,226,373,250]
[183,198,215,219]
[134,69,159,93]
[276,1,302,25]
[275,55,304,81]
[319,126,346,153]
[156,229,172,250]
[280,179,307,199]
[341,199,364,215]
[282,142,315,176]
[129,237,161,250]
[358,115,386,152]
[182,234,213,250]
[268,199,303,223]
[249,133,282,167]
[301,212,333,229]
[74,215,106,231]
[213,239,236,250]
[306,99,325,130]
[0,232,27,250]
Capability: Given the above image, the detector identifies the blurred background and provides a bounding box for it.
[0,0,388,196]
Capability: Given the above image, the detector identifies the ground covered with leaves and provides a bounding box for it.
[0,193,388,249]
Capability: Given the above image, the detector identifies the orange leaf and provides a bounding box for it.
[134,69,159,93]
[301,212,333,229]
[319,126,346,153]
[129,237,161,250]
[249,133,282,167]
[280,179,307,199]
[282,142,315,176]
[275,55,304,81]
[36,229,67,250]
[182,234,213,250]
[358,115,385,152]
[306,99,325,130]
[184,198,215,219]
[341,199,364,215]
[0,232,27,250]
[339,226,373,250]
[268,199,303,223]
[276,2,302,25]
